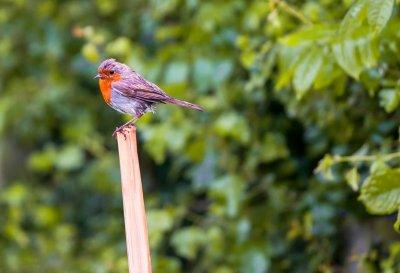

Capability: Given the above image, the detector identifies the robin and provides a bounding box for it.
[95,59,203,136]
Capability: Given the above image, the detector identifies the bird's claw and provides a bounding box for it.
[112,123,135,139]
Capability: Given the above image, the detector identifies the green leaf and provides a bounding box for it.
[259,132,289,163]
[379,88,400,113]
[333,0,382,79]
[143,125,168,164]
[210,175,245,217]
[367,0,394,34]
[313,57,343,90]
[339,0,369,36]
[370,158,389,174]
[148,209,175,249]
[279,24,336,47]
[276,46,305,89]
[34,206,60,228]
[105,37,132,57]
[214,113,250,144]
[359,168,400,214]
[293,47,323,99]
[55,145,84,171]
[315,154,335,180]
[28,146,57,173]
[153,257,181,273]
[155,25,183,41]
[345,168,360,191]
[358,37,379,68]
[332,40,358,79]
[332,31,378,79]
[240,249,270,273]
[81,43,100,62]
[240,50,256,68]
[171,227,207,260]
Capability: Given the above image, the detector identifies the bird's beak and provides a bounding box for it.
[94,74,101,79]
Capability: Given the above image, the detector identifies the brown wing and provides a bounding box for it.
[112,71,170,104]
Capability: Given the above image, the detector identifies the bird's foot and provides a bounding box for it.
[112,122,135,139]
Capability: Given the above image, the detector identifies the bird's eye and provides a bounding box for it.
[109,70,115,75]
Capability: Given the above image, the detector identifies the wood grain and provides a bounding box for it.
[116,126,152,273]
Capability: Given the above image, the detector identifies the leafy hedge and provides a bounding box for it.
[1,0,400,272]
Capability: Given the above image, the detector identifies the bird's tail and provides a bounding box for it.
[167,98,204,112]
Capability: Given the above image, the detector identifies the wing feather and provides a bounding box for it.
[111,71,170,103]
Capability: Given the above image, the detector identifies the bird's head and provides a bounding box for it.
[95,58,127,82]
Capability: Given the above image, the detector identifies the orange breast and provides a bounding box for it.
[99,79,112,104]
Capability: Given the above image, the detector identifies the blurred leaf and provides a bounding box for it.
[214,113,250,144]
[164,61,189,85]
[95,0,117,15]
[333,0,383,79]
[34,206,60,228]
[345,167,360,191]
[240,50,256,68]
[379,88,400,113]
[315,154,334,180]
[259,132,289,162]
[313,57,342,90]
[148,209,175,249]
[210,175,245,217]
[215,266,235,273]
[367,0,394,33]
[359,168,400,214]
[155,25,183,41]
[2,184,28,206]
[105,37,132,57]
[82,43,100,63]
[151,0,179,19]
[55,145,84,171]
[240,249,270,273]
[370,158,389,174]
[276,46,304,89]
[153,257,181,273]
[339,0,369,36]
[171,227,207,260]
[293,46,323,99]
[332,32,377,79]
[143,125,168,164]
[279,24,336,47]
[4,224,29,247]
[28,145,57,173]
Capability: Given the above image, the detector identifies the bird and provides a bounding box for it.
[95,58,203,136]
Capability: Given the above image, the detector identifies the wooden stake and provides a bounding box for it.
[116,126,152,273]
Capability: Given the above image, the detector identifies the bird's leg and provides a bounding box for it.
[112,117,138,139]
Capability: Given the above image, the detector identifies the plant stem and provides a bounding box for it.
[333,151,400,163]
[272,0,313,25]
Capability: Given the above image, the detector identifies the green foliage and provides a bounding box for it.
[345,167,360,191]
[1,0,400,272]
[359,168,400,214]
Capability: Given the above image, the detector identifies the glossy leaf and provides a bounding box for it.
[367,0,395,33]
[359,168,400,214]
[293,47,323,99]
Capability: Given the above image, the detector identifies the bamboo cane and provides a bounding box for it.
[116,126,152,273]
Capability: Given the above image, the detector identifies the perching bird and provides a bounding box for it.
[95,58,203,136]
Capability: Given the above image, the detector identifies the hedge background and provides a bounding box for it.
[1,1,400,272]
